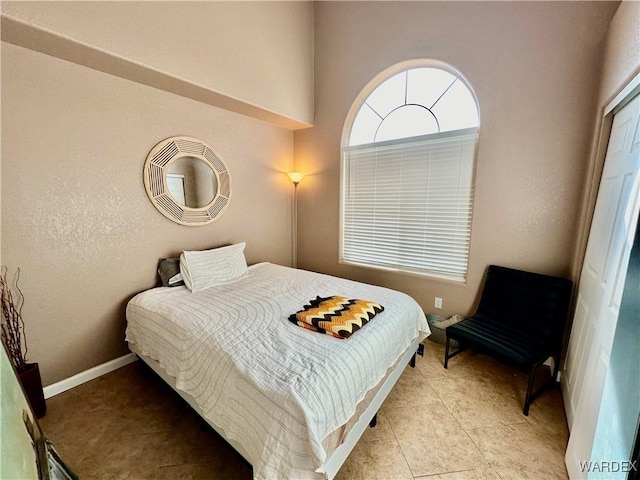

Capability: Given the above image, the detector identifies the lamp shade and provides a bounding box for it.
[287,171,305,186]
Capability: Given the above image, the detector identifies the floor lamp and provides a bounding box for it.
[287,172,305,268]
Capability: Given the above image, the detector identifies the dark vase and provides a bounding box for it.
[19,362,46,418]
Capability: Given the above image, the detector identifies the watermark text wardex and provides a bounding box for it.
[579,460,638,473]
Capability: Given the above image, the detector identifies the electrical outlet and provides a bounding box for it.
[434,297,443,309]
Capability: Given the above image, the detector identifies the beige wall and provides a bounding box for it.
[1,43,295,385]
[295,1,618,318]
[598,1,640,107]
[1,1,314,127]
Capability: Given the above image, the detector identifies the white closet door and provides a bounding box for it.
[563,92,640,479]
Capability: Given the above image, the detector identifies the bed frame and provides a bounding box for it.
[129,337,421,479]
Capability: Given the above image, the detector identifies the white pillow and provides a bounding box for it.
[180,243,249,292]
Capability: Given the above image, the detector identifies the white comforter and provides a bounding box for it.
[126,263,429,480]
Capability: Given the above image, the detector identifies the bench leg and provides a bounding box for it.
[443,336,468,368]
[444,337,450,368]
[524,359,560,415]
[524,364,537,416]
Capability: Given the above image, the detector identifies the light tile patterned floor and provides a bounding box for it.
[39,342,569,479]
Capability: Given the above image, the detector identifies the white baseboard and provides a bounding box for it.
[43,353,137,399]
[544,357,561,381]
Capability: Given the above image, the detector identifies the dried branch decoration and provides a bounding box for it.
[1,266,27,371]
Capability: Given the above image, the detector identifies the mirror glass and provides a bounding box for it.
[166,156,218,208]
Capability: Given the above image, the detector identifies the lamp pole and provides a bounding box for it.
[292,182,299,268]
[287,172,305,268]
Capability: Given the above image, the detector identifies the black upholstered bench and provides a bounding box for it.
[444,265,572,415]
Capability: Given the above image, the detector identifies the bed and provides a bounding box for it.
[126,259,430,480]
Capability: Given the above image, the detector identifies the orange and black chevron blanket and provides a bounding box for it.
[288,295,384,339]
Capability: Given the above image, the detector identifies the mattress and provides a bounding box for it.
[126,262,429,480]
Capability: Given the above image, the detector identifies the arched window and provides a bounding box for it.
[341,61,480,281]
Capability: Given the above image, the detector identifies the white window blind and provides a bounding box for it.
[341,128,478,281]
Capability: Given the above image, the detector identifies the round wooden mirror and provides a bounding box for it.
[143,136,231,226]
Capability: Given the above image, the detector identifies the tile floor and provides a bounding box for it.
[39,342,570,480]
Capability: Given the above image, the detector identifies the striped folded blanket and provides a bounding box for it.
[289,295,384,339]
